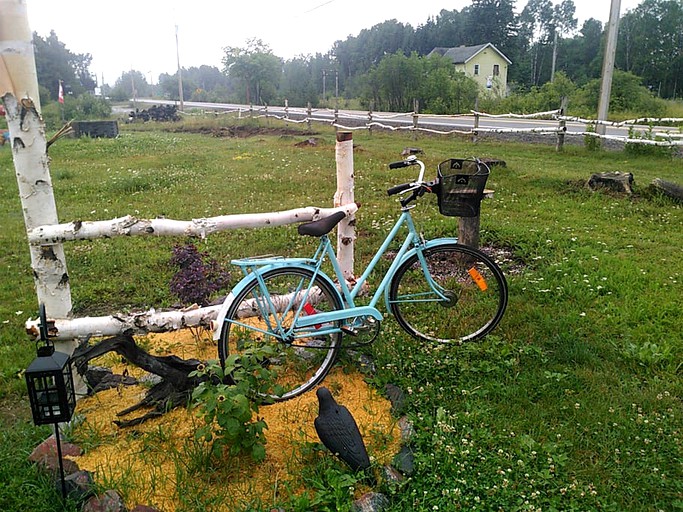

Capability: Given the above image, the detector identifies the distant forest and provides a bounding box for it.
[33,0,682,119]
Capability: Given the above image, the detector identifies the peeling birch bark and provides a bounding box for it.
[26,287,327,341]
[2,2,72,332]
[26,305,222,341]
[334,132,356,282]
[27,204,359,244]
[0,0,41,110]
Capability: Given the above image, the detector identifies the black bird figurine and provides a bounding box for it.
[314,387,371,472]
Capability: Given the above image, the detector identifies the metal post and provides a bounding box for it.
[54,426,67,500]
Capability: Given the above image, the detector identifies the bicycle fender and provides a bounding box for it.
[383,237,459,311]
[211,263,341,340]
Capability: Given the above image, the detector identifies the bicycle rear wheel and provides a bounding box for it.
[389,243,508,343]
[218,267,343,401]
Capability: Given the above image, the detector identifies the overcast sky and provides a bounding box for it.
[25,0,643,86]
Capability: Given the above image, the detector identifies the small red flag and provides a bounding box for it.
[58,81,64,104]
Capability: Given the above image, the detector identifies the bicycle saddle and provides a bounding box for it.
[297,211,347,237]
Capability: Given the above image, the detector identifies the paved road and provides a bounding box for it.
[133,98,669,139]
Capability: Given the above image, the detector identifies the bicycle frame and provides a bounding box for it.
[213,204,457,341]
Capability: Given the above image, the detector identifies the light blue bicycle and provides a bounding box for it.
[214,156,508,400]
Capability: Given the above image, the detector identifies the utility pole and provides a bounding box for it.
[175,25,184,112]
[596,0,621,136]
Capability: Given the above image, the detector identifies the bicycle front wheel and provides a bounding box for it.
[389,243,508,343]
[218,267,343,401]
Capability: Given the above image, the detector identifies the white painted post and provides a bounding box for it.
[334,132,356,283]
[1,0,74,353]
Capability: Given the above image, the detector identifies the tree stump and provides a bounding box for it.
[649,178,683,203]
[588,172,634,194]
[71,334,213,427]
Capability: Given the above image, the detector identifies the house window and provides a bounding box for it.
[474,64,480,76]
[493,64,500,76]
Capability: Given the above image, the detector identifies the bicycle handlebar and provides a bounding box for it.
[388,160,411,169]
[387,182,414,196]
[386,156,430,205]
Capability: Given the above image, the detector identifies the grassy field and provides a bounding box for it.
[0,117,681,511]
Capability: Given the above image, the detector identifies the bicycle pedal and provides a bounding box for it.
[341,326,358,336]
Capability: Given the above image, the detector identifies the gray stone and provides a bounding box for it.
[382,464,405,485]
[82,490,127,512]
[397,416,415,443]
[352,491,390,512]
[392,445,415,476]
[384,384,405,415]
[61,470,95,504]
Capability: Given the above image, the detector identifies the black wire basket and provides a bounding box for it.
[436,158,490,217]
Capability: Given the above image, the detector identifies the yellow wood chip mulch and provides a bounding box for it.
[67,329,401,511]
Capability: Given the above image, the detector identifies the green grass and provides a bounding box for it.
[1,118,682,511]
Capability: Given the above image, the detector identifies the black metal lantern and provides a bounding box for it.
[25,305,76,425]
[24,304,76,500]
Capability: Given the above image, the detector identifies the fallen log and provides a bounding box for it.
[71,334,214,427]
[649,178,683,203]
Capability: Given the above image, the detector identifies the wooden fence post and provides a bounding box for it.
[412,98,419,141]
[556,96,568,152]
[334,132,356,282]
[472,97,480,144]
[307,102,312,132]
[284,98,289,125]
[368,107,373,137]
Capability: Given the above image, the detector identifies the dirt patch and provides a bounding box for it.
[168,124,316,139]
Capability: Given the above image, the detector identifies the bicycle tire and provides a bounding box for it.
[218,267,343,401]
[389,243,508,343]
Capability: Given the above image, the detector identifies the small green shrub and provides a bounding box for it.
[584,123,601,151]
[625,125,676,158]
[189,346,281,462]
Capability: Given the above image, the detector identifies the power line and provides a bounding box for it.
[303,0,335,15]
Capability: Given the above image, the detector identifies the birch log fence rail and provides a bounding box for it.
[171,100,683,150]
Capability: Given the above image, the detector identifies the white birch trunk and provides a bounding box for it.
[27,204,359,244]
[26,287,329,341]
[2,3,73,352]
[0,0,41,111]
[333,131,356,282]
[26,305,221,341]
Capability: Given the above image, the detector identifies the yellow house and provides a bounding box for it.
[428,43,511,97]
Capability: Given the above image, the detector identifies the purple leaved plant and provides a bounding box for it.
[169,244,230,306]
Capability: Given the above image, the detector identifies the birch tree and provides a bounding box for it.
[1,0,74,334]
